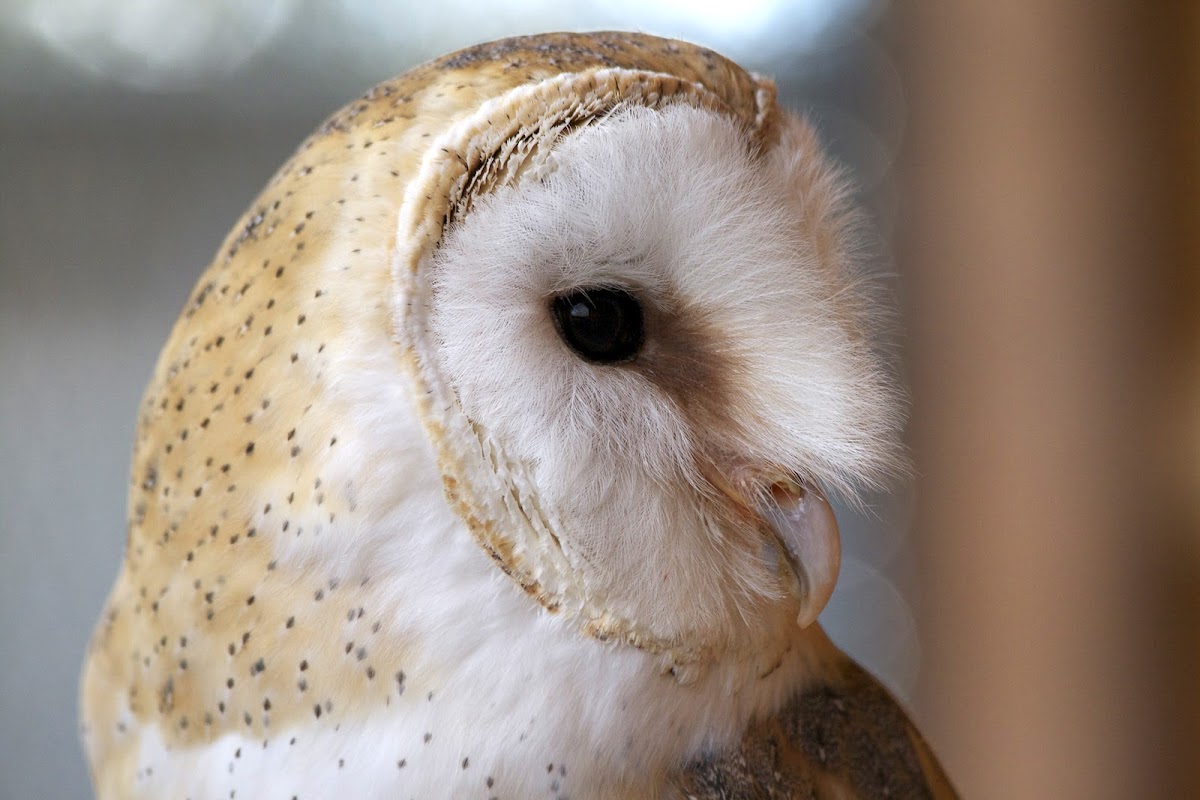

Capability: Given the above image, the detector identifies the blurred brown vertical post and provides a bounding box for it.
[1164,1,1200,796]
[894,3,1185,798]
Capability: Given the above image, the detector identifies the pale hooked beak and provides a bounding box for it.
[760,476,840,629]
[703,465,841,629]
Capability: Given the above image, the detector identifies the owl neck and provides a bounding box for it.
[353,468,840,792]
[256,359,841,794]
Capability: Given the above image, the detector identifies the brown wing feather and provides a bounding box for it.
[673,655,959,799]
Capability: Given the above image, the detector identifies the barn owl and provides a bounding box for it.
[80,32,957,799]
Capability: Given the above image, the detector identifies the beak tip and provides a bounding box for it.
[795,604,822,630]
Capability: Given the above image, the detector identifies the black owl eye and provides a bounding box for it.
[550,287,644,364]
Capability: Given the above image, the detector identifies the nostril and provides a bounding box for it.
[768,476,804,507]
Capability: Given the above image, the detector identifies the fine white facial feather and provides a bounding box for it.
[427,104,902,650]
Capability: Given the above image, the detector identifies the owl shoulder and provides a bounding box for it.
[671,655,959,799]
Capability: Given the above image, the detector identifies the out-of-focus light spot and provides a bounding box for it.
[594,0,878,57]
[833,482,915,572]
[601,0,784,39]
[821,556,920,701]
[19,0,296,90]
[336,0,576,53]
[332,0,882,66]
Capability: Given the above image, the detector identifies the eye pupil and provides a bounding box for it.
[551,288,644,363]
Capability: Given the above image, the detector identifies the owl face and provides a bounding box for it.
[423,104,901,655]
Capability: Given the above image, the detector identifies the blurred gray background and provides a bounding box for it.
[1,1,916,797]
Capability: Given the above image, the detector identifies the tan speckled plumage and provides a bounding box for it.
[80,32,957,798]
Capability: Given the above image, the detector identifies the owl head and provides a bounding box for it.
[396,47,904,663]
[80,37,908,785]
